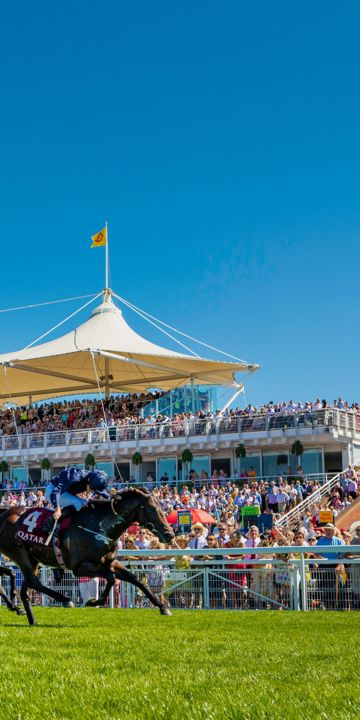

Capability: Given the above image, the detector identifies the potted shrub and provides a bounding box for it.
[181,449,193,483]
[235,444,246,459]
[234,444,246,476]
[291,440,304,458]
[0,460,9,486]
[131,452,143,484]
[41,457,51,482]
[84,453,96,470]
[291,440,304,479]
[132,452,143,466]
[181,449,193,464]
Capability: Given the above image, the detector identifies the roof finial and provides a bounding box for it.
[102,287,112,302]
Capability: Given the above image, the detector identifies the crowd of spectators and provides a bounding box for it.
[0,391,163,437]
[0,464,359,523]
[117,520,360,611]
[0,466,358,611]
[0,395,359,440]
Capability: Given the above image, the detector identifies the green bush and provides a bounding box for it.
[84,453,96,469]
[132,452,143,466]
[291,441,304,457]
[181,449,193,464]
[235,444,246,459]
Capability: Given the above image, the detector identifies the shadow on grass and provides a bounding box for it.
[1,622,84,628]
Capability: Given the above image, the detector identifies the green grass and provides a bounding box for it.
[0,608,358,720]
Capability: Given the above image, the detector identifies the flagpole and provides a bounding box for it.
[105,221,109,289]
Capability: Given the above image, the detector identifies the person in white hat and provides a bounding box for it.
[187,523,208,549]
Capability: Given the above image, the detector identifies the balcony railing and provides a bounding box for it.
[1,408,359,453]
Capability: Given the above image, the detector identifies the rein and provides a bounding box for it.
[110,498,118,517]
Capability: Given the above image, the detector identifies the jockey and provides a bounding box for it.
[44,466,110,528]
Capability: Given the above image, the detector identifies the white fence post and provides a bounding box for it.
[299,555,308,611]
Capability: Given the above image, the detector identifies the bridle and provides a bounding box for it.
[110,491,175,542]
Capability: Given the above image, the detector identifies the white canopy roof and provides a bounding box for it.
[0,295,259,405]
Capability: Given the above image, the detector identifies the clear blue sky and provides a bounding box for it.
[1,1,359,407]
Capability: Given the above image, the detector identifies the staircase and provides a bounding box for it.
[275,471,343,528]
[335,495,360,531]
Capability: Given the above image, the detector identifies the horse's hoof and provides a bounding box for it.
[63,601,74,609]
[85,598,98,607]
[160,606,172,616]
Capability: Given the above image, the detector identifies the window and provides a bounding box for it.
[11,466,30,486]
[262,453,282,479]
[239,455,261,478]
[158,458,177,484]
[299,449,323,475]
[96,462,114,479]
[189,455,210,479]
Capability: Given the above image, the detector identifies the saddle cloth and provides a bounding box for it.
[16,508,71,545]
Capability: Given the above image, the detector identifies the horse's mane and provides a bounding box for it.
[119,486,152,497]
[89,487,153,506]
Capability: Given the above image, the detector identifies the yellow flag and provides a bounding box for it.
[90,225,107,248]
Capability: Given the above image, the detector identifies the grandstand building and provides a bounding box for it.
[0,290,359,487]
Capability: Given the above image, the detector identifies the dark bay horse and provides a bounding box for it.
[0,488,175,625]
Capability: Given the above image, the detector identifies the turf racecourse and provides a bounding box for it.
[0,609,358,720]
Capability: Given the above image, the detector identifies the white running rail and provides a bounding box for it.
[275,470,344,528]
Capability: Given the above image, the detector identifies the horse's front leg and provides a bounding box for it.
[73,562,116,607]
[111,560,171,616]
[87,571,115,607]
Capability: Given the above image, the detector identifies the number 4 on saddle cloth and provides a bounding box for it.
[15,508,72,546]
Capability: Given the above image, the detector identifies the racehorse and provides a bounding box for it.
[0,487,175,625]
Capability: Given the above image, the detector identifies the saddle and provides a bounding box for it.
[15,508,71,545]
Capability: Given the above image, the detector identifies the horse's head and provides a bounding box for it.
[139,490,175,543]
[115,489,175,543]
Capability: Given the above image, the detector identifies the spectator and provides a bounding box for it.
[187,523,208,549]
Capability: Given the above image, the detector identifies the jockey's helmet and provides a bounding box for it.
[86,470,109,491]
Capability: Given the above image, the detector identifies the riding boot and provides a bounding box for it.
[59,505,77,520]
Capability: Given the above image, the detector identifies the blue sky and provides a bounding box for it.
[1,1,359,407]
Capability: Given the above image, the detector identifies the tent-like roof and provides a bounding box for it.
[0,295,259,406]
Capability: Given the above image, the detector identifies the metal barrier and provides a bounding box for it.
[1,546,359,612]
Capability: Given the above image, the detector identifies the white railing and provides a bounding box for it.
[1,407,359,454]
[0,472,338,494]
[2,545,359,612]
[275,470,344,528]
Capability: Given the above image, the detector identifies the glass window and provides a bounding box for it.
[96,462,114,479]
[11,466,30,486]
[115,463,130,483]
[29,469,41,486]
[262,453,285,479]
[239,454,261,478]
[140,461,156,485]
[158,458,177,485]
[190,455,210,480]
[298,449,323,475]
